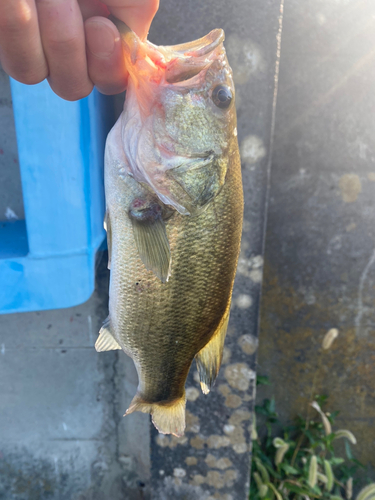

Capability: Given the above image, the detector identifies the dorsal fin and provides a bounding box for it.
[95,317,121,352]
[195,301,231,394]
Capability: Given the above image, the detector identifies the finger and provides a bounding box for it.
[85,17,127,95]
[0,0,48,84]
[36,0,93,100]
[101,0,159,39]
[77,0,110,21]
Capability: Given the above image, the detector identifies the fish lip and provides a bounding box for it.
[160,29,225,84]
[165,29,225,58]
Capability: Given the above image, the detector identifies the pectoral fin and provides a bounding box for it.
[129,199,171,283]
[195,301,231,394]
[104,210,112,270]
[95,317,121,352]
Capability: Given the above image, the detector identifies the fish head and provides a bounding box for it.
[119,27,238,215]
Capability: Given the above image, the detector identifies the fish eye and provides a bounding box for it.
[212,85,233,109]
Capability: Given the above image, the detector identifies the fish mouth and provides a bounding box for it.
[160,29,225,84]
[113,13,226,85]
[131,29,225,85]
[111,16,225,84]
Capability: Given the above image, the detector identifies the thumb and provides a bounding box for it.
[101,0,159,40]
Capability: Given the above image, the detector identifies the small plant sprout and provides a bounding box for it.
[355,483,375,500]
[308,455,318,488]
[273,437,290,466]
[253,471,263,490]
[317,472,329,484]
[268,482,283,500]
[322,328,339,350]
[324,460,334,492]
[253,471,269,499]
[346,477,353,500]
[311,400,332,435]
[273,437,287,448]
[254,457,270,483]
[259,484,269,498]
[252,413,258,440]
[334,430,357,445]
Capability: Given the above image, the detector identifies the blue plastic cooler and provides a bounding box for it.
[0,81,113,313]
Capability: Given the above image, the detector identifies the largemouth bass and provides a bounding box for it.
[96,18,243,437]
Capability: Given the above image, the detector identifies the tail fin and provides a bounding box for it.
[125,392,186,437]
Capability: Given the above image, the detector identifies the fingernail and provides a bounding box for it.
[86,21,116,57]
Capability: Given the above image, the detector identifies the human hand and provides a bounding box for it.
[0,0,159,100]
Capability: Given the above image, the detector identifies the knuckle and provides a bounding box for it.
[46,35,82,57]
[0,7,33,32]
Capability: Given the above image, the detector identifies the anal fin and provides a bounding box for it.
[95,317,121,352]
[125,391,186,437]
[195,301,231,394]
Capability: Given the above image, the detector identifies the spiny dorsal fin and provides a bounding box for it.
[129,199,171,283]
[104,210,112,270]
[125,391,186,437]
[195,301,231,394]
[95,317,121,352]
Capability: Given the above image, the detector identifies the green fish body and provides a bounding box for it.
[97,21,243,437]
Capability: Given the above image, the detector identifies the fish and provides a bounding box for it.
[96,18,243,437]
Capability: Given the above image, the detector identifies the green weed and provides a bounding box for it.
[251,328,375,500]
